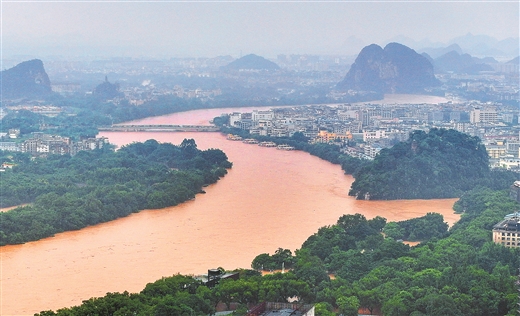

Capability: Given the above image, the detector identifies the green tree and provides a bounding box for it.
[383,222,405,240]
[337,295,360,316]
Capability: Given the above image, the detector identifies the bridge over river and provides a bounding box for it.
[98,124,220,132]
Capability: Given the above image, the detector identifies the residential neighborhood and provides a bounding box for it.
[223,100,519,169]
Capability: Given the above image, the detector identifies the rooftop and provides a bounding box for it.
[263,309,304,316]
[493,213,520,232]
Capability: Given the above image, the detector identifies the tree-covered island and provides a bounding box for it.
[0,139,232,245]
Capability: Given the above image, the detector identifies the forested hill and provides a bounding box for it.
[1,59,53,99]
[349,128,493,200]
[0,139,232,245]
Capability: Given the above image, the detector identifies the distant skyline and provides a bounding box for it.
[1,0,519,60]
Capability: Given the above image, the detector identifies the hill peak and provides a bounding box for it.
[222,54,280,71]
[1,59,52,99]
[337,42,439,94]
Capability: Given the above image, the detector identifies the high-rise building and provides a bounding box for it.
[470,109,498,123]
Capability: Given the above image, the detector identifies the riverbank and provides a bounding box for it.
[1,97,459,314]
[0,129,460,315]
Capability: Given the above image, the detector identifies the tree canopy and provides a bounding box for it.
[0,139,232,245]
[349,128,492,200]
[35,188,520,316]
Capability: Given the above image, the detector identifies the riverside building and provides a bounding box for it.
[492,212,520,248]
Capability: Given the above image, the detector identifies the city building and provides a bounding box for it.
[0,142,20,152]
[252,110,274,121]
[363,144,383,159]
[8,129,20,139]
[247,302,315,316]
[363,130,387,142]
[510,181,520,203]
[222,98,519,163]
[314,130,352,143]
[470,109,498,124]
[498,155,520,170]
[196,269,239,288]
[229,112,242,127]
[486,143,507,159]
[21,133,108,157]
[492,212,520,248]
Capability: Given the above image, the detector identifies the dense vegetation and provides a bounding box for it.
[349,128,516,199]
[0,139,232,245]
[251,248,296,271]
[36,188,520,316]
[1,95,204,140]
[383,213,448,241]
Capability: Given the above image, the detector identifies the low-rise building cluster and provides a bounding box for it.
[224,100,519,162]
[0,132,108,157]
[7,99,508,164]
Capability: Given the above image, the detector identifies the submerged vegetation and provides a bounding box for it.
[0,139,232,245]
[36,188,520,316]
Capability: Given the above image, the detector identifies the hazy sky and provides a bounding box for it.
[1,0,519,58]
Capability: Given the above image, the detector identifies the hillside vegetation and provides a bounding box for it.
[349,128,498,199]
[36,188,520,316]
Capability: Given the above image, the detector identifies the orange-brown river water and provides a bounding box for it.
[1,97,458,315]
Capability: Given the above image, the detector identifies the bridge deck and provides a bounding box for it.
[99,124,220,132]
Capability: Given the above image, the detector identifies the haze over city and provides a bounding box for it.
[2,0,519,59]
[2,0,520,314]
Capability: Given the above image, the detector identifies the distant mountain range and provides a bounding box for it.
[344,34,519,60]
[446,33,519,58]
[222,54,280,71]
[419,44,464,59]
[337,43,440,94]
[337,41,518,93]
[1,59,52,99]
[430,51,496,74]
[507,56,519,64]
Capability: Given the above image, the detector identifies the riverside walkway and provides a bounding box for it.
[98,124,220,132]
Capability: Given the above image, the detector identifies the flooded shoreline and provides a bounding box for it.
[1,96,459,315]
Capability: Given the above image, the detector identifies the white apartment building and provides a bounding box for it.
[470,109,498,124]
[0,142,20,152]
[337,110,359,121]
[363,144,382,158]
[363,130,387,142]
[498,155,520,170]
[229,112,242,127]
[252,110,274,121]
